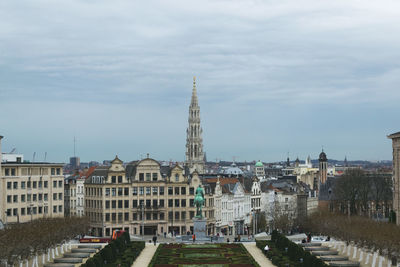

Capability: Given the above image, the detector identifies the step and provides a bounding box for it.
[71,248,97,253]
[300,242,322,247]
[304,246,330,251]
[329,261,360,267]
[320,255,349,261]
[44,264,75,267]
[78,244,102,249]
[312,250,339,256]
[54,258,83,264]
[63,252,91,258]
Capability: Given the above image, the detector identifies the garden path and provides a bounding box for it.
[131,242,159,267]
[243,242,276,267]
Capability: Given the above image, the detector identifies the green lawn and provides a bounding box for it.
[148,243,260,267]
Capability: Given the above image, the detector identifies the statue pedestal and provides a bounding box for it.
[193,218,207,240]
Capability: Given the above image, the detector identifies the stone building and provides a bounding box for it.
[85,155,215,237]
[388,131,400,225]
[0,143,64,224]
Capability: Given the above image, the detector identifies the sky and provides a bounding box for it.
[1,0,400,163]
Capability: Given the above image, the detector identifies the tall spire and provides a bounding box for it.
[185,76,205,175]
[191,76,198,107]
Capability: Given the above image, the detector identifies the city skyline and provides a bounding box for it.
[1,1,400,162]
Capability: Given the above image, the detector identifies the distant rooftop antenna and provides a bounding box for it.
[32,152,36,162]
[44,152,47,162]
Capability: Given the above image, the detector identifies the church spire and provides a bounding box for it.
[185,76,205,175]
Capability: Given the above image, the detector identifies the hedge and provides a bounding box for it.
[80,232,145,267]
[256,230,328,267]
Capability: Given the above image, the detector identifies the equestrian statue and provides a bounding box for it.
[194,185,205,219]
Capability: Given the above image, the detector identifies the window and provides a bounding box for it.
[118,176,122,183]
[146,212,151,220]
[159,187,164,195]
[13,182,18,189]
[58,205,62,212]
[124,200,129,208]
[152,187,158,195]
[139,173,144,181]
[175,187,179,195]
[152,173,158,181]
[181,187,186,195]
[27,180,31,188]
[5,169,10,176]
[175,212,179,220]
[32,181,37,188]
[175,173,179,182]
[118,200,122,208]
[153,213,158,220]
[146,187,151,195]
[190,211,194,218]
[152,199,157,207]
[118,188,123,196]
[124,212,129,221]
[56,168,61,175]
[190,199,194,207]
[112,200,116,209]
[112,213,116,222]
[168,187,173,195]
[168,211,173,220]
[124,188,129,196]
[33,194,37,201]
[53,181,57,188]
[38,194,42,201]
[21,181,26,189]
[27,194,31,202]
[11,169,15,176]
[7,195,11,203]
[133,200,138,207]
[51,168,55,175]
[146,173,151,181]
[112,176,116,183]
[58,193,62,200]
[168,199,173,207]
[13,208,18,216]
[175,199,180,207]
[21,208,25,215]
[133,213,137,220]
[139,187,144,195]
[160,212,164,220]
[44,194,48,201]
[181,211,186,220]
[105,213,110,222]
[159,199,164,207]
[189,187,194,195]
[106,201,110,209]
[7,182,11,189]
[181,199,186,207]
[53,193,57,200]
[38,181,42,188]
[53,206,57,213]
[146,200,151,208]
[6,209,11,216]
[132,187,137,195]
[21,195,25,202]
[112,188,116,196]
[39,207,42,214]
[58,180,62,187]
[105,188,110,196]
[44,181,48,188]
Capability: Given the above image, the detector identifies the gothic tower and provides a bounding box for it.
[319,149,328,184]
[185,77,205,174]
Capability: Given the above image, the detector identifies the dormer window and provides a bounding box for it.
[175,173,179,182]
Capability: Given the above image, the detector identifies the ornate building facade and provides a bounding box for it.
[185,77,205,174]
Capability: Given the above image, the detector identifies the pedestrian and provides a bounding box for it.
[264,244,269,254]
[164,232,166,238]
[192,234,196,243]
[152,235,157,246]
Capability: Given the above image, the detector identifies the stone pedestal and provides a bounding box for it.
[193,218,207,240]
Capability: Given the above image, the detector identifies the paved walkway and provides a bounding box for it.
[131,242,159,267]
[243,242,276,267]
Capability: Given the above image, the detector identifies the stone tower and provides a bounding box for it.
[185,77,205,174]
[319,150,328,185]
[388,132,400,225]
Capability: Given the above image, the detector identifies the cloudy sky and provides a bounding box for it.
[1,0,399,163]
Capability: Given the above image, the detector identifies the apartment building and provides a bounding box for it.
[0,160,65,224]
[85,156,215,237]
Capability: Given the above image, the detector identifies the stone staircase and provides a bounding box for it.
[300,242,360,267]
[44,244,102,267]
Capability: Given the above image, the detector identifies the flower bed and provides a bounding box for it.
[148,243,259,267]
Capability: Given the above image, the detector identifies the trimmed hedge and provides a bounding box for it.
[81,232,145,267]
[256,230,328,267]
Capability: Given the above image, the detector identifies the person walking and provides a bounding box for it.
[192,234,196,243]
[152,235,157,246]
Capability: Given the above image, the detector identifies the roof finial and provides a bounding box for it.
[191,76,198,106]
